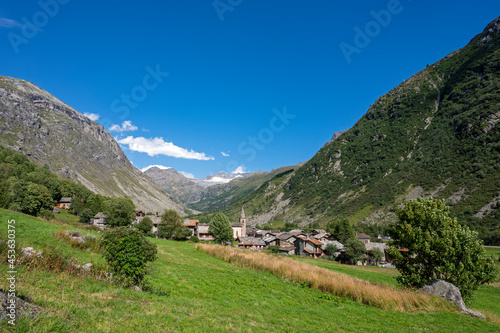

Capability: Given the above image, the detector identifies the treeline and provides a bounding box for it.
[0,145,135,224]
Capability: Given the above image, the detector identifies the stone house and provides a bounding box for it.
[278,245,295,255]
[91,212,107,229]
[197,223,214,241]
[355,233,371,245]
[57,197,72,209]
[238,237,267,250]
[294,236,324,259]
[263,236,278,247]
[183,220,199,237]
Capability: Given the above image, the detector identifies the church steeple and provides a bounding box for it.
[239,207,247,237]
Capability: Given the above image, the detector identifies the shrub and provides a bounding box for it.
[268,245,280,253]
[100,227,157,286]
[190,236,199,243]
[38,208,55,220]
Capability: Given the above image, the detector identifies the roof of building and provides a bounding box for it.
[304,248,322,254]
[312,229,327,234]
[325,240,344,250]
[240,206,246,219]
[355,233,371,240]
[366,242,389,251]
[59,197,72,203]
[238,237,266,246]
[183,220,199,227]
[313,232,329,239]
[94,212,106,218]
[307,238,324,246]
[278,233,297,241]
[263,236,277,243]
[279,245,295,251]
[231,223,243,228]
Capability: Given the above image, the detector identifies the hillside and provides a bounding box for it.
[0,209,498,332]
[145,165,299,212]
[0,76,184,213]
[222,17,500,242]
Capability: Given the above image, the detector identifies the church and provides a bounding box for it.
[231,207,247,240]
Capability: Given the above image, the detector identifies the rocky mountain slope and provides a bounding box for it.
[145,165,299,212]
[0,76,185,214]
[221,17,500,243]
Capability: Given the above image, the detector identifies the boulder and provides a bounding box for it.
[131,285,142,292]
[71,236,85,244]
[0,289,43,322]
[81,263,92,272]
[52,207,60,213]
[418,280,485,320]
[21,247,43,258]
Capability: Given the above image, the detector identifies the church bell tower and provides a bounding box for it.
[239,207,247,237]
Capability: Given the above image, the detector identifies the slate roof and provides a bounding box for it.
[94,212,106,218]
[59,197,72,203]
[355,233,371,240]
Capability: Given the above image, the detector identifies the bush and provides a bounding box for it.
[324,243,338,257]
[190,236,199,243]
[38,208,55,220]
[268,245,279,253]
[100,227,157,286]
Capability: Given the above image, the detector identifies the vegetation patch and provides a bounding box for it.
[196,243,448,312]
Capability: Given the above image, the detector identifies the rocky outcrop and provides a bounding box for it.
[0,289,43,322]
[418,280,485,320]
[0,76,185,213]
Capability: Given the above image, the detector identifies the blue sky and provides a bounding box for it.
[1,1,499,179]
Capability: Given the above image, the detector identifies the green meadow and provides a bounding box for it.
[0,209,499,332]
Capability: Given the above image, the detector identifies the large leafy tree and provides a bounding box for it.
[136,216,154,237]
[158,209,184,239]
[344,237,366,264]
[388,198,498,301]
[208,212,233,244]
[104,197,135,227]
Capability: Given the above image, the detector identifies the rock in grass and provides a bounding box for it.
[418,280,485,320]
[0,289,43,322]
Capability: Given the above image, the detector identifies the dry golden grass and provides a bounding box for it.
[196,244,451,312]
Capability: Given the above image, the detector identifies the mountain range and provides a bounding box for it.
[0,17,498,243]
[0,76,184,214]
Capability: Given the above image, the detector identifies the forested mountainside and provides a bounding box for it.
[220,17,500,244]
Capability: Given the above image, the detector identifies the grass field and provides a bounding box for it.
[0,209,499,332]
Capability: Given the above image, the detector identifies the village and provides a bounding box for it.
[54,195,392,266]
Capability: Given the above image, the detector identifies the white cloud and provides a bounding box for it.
[117,136,214,161]
[84,112,100,121]
[0,18,21,29]
[221,151,229,157]
[232,165,247,175]
[109,120,138,132]
[179,171,195,179]
[140,165,171,172]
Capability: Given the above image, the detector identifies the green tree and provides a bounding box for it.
[104,197,135,227]
[136,216,154,237]
[344,237,366,264]
[79,208,94,223]
[388,198,498,301]
[268,245,280,253]
[101,227,157,286]
[370,248,384,265]
[209,212,233,244]
[158,209,184,239]
[324,243,338,257]
[11,181,53,216]
[327,218,355,243]
[173,226,192,241]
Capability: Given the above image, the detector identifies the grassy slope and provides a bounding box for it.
[0,209,498,332]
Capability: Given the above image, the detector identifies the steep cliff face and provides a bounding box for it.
[0,76,185,214]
